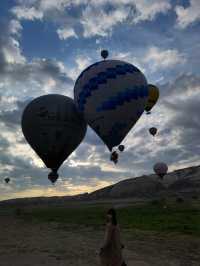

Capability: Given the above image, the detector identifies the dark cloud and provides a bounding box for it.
[74,142,93,160]
[0,1,200,199]
[155,75,200,167]
[160,74,200,98]
[84,127,104,146]
[165,98,200,151]
[60,164,130,184]
[107,74,200,173]
[0,136,10,150]
[1,73,199,193]
[0,98,32,128]
[0,18,74,102]
[9,58,73,84]
[0,16,76,194]
[0,58,74,97]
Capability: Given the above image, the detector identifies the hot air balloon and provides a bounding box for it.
[118,145,125,152]
[153,162,168,179]
[74,60,148,152]
[149,127,157,136]
[145,84,159,114]
[21,94,87,181]
[4,178,10,184]
[101,50,109,60]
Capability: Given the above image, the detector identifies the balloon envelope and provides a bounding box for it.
[145,84,159,112]
[153,162,168,179]
[74,60,148,151]
[149,127,157,136]
[21,94,87,172]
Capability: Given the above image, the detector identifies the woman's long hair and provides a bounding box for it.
[107,208,117,225]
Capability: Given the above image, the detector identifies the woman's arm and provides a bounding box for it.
[101,225,113,250]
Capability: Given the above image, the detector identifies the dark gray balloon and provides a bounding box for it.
[118,145,125,152]
[4,178,10,183]
[101,50,109,59]
[153,162,168,180]
[149,127,157,136]
[21,94,87,173]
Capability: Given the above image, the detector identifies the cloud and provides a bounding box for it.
[81,0,171,37]
[0,18,74,101]
[11,6,43,20]
[9,20,23,36]
[110,47,186,82]
[57,27,78,40]
[159,74,200,166]
[130,0,171,24]
[143,46,186,72]
[81,5,129,37]
[90,0,171,23]
[0,17,83,201]
[0,0,199,201]
[0,119,129,201]
[175,0,200,29]
[0,72,200,200]
[161,74,200,98]
[0,135,10,151]
[39,0,87,11]
[105,74,200,174]
[11,0,172,38]
[0,23,26,67]
[84,127,103,147]
[0,58,74,100]
[0,98,31,128]
[0,177,112,201]
[66,54,93,81]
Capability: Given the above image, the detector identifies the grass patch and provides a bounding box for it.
[118,203,200,235]
[18,200,200,236]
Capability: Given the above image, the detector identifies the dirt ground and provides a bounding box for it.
[0,216,200,266]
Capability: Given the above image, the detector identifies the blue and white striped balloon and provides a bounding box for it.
[74,60,148,151]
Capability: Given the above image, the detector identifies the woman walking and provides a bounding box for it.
[99,208,126,266]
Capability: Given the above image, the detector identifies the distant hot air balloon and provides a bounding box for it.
[145,84,159,114]
[149,127,157,136]
[118,145,125,152]
[4,178,10,184]
[21,94,87,181]
[74,60,148,152]
[101,50,109,60]
[153,162,168,179]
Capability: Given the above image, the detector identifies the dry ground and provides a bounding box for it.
[0,215,200,266]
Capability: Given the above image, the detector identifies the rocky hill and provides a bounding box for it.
[0,165,199,206]
[88,165,200,200]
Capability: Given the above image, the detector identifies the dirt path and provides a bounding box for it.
[0,216,199,266]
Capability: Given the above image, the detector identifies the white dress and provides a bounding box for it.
[100,223,124,266]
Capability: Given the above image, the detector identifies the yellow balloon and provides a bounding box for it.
[145,84,159,113]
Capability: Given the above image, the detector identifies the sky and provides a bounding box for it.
[0,0,200,201]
